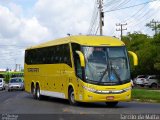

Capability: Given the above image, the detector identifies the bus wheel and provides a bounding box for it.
[36,85,41,100]
[68,88,77,105]
[106,102,118,107]
[31,84,37,99]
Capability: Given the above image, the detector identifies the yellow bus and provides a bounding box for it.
[24,35,138,106]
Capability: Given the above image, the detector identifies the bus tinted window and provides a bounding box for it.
[25,44,71,66]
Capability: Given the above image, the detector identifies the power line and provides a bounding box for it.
[108,0,160,36]
[122,3,149,23]
[95,25,100,35]
[104,0,119,7]
[89,12,99,34]
[0,45,27,48]
[104,0,159,13]
[109,0,131,11]
[146,19,160,35]
[87,0,98,34]
[127,3,160,33]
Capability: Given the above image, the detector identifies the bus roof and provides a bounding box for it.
[26,35,125,50]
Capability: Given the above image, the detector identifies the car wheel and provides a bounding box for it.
[106,102,118,107]
[68,88,78,105]
[8,89,12,92]
[21,88,24,91]
[151,83,158,89]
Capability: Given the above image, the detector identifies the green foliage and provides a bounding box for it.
[122,32,160,77]
[132,89,160,102]
[0,71,24,83]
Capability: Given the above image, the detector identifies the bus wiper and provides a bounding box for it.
[110,62,122,84]
[98,66,108,83]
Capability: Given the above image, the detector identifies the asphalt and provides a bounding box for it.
[0,90,160,120]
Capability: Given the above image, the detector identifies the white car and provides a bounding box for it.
[8,77,24,91]
[144,75,160,88]
[134,75,146,87]
[0,78,5,90]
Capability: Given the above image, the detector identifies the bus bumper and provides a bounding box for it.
[77,89,131,102]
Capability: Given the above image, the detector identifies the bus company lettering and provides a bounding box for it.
[28,68,39,72]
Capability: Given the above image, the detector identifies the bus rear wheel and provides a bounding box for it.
[68,88,78,105]
[36,85,42,100]
[105,102,118,107]
[31,84,37,99]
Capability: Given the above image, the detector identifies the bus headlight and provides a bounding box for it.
[123,87,132,92]
[83,86,132,94]
[83,86,96,92]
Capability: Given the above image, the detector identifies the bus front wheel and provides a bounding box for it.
[68,88,78,105]
[105,102,118,107]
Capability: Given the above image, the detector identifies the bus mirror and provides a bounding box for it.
[128,51,138,66]
[75,51,85,67]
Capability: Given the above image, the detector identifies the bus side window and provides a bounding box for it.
[71,43,82,79]
[63,44,72,67]
[76,56,82,79]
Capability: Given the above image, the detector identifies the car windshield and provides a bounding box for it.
[138,75,146,78]
[83,46,130,85]
[10,78,23,83]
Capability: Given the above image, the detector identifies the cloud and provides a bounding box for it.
[19,17,52,45]
[0,4,52,69]
[34,0,93,37]
[1,0,160,70]
[0,0,95,69]
[8,2,23,17]
[149,0,160,10]
[0,5,21,38]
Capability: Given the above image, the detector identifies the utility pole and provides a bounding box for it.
[98,0,104,36]
[116,23,127,40]
[150,19,160,36]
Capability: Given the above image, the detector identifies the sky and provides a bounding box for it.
[0,0,160,70]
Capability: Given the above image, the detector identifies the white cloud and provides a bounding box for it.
[0,4,52,69]
[0,0,160,70]
[34,0,93,37]
[149,1,160,10]
[8,2,23,17]
[19,17,51,45]
[0,5,21,38]
[148,1,160,20]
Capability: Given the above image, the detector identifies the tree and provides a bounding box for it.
[152,34,160,71]
[122,32,160,76]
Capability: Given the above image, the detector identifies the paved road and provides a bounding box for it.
[0,90,160,120]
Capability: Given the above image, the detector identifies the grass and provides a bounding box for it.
[132,88,160,103]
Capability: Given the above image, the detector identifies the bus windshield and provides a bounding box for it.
[83,46,130,85]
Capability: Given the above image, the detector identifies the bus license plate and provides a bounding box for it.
[106,96,114,100]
